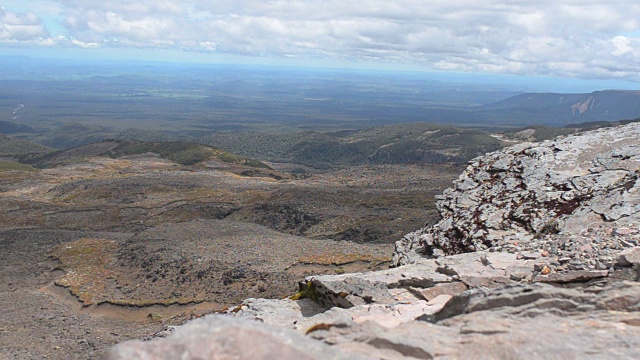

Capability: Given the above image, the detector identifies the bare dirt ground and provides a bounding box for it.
[0,156,459,359]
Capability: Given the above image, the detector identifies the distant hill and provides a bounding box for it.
[565,117,640,131]
[0,134,53,161]
[29,123,190,150]
[479,90,640,126]
[502,117,640,142]
[20,122,504,169]
[0,159,38,172]
[0,121,36,134]
[31,123,116,149]
[28,139,271,169]
[204,122,504,169]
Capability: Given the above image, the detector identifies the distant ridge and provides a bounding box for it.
[27,139,271,169]
[203,122,504,169]
[0,121,36,134]
[479,90,640,125]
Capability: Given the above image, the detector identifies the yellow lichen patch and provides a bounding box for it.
[289,280,318,302]
[52,238,117,306]
[296,252,391,266]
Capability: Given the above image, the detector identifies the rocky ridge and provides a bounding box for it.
[106,123,640,360]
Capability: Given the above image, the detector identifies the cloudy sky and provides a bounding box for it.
[2,1,640,83]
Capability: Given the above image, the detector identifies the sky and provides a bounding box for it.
[2,1,640,88]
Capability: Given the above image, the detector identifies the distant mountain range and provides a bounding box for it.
[477,90,640,126]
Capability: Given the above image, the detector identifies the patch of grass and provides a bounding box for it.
[52,238,117,306]
[0,160,38,172]
[108,140,272,168]
[52,238,207,307]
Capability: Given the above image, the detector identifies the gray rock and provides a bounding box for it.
[309,282,640,360]
[532,270,609,283]
[308,320,459,359]
[306,260,452,308]
[421,281,639,323]
[231,297,327,328]
[594,281,640,312]
[104,315,366,360]
[394,122,640,271]
[412,282,468,301]
[617,247,640,267]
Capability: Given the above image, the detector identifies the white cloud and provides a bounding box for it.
[0,7,50,42]
[611,36,635,56]
[3,1,640,80]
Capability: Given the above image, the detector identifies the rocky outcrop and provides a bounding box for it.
[106,123,640,360]
[305,281,640,359]
[394,122,640,269]
[106,275,640,360]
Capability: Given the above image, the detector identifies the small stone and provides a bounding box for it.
[540,266,551,275]
[414,282,468,301]
[617,247,640,267]
[615,228,639,235]
[533,270,609,283]
[558,257,572,264]
[518,252,541,260]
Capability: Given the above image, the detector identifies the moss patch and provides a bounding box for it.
[52,238,205,307]
[52,238,117,306]
[289,280,319,301]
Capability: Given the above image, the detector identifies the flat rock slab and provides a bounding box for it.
[104,315,368,360]
[532,270,609,283]
[412,282,468,301]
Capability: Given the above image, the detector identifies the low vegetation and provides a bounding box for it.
[205,123,504,169]
[25,139,272,169]
[0,160,38,172]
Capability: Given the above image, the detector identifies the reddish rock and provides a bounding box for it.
[413,282,468,301]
